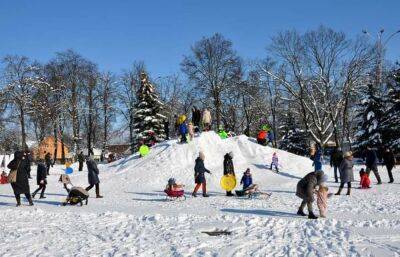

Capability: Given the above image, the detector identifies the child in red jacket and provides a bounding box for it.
[359,168,371,189]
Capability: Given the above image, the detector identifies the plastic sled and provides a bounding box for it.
[220,175,236,191]
[164,189,186,201]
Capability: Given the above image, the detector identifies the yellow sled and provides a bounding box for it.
[220,174,237,191]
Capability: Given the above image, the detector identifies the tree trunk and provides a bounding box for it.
[19,106,27,149]
[53,125,58,165]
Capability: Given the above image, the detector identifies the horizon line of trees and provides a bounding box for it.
[0,25,399,161]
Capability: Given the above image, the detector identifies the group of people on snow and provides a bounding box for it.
[2,150,103,207]
[174,107,213,143]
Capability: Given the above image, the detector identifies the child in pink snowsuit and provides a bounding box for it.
[316,184,329,218]
[270,152,279,172]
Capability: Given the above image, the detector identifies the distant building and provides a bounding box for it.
[35,136,69,160]
[107,144,131,156]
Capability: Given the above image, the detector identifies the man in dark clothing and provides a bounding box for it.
[330,147,343,183]
[192,152,211,197]
[164,119,170,139]
[383,148,396,183]
[296,171,325,219]
[85,157,103,198]
[24,150,32,179]
[192,106,202,132]
[223,152,235,196]
[32,159,47,199]
[7,151,33,206]
[365,146,382,184]
[44,152,52,175]
[78,151,85,171]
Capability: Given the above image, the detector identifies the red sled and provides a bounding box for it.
[164,189,186,201]
[0,172,8,184]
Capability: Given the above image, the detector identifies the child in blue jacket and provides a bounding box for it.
[179,122,188,143]
[240,168,253,190]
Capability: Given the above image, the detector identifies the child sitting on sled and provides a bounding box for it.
[359,168,371,189]
[165,178,184,191]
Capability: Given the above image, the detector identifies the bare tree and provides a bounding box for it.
[181,33,242,130]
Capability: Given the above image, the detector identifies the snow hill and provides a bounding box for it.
[1,132,400,256]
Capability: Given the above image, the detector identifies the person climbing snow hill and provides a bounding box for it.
[270,152,279,172]
[223,152,235,196]
[257,130,268,146]
[179,121,188,143]
[192,152,211,197]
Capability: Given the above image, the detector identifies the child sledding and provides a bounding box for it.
[59,174,89,206]
[164,178,186,200]
[235,169,271,199]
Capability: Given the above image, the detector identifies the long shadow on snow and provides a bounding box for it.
[252,164,302,180]
[221,208,297,218]
[0,202,15,206]
[268,189,295,194]
[132,198,166,202]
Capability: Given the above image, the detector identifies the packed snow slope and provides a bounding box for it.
[1,132,400,257]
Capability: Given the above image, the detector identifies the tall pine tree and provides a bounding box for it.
[279,110,309,156]
[354,83,386,150]
[382,68,400,150]
[133,72,166,149]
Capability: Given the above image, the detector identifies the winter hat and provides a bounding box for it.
[199,151,205,160]
[343,151,353,158]
[228,151,234,159]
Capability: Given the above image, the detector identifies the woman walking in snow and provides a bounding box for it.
[336,151,354,196]
[85,157,103,198]
[223,152,235,196]
[7,150,33,206]
[32,159,47,199]
[192,152,211,197]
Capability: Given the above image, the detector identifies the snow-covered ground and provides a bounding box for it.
[0,132,399,256]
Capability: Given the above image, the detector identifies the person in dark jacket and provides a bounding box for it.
[192,106,202,132]
[44,152,52,175]
[365,146,382,184]
[336,151,354,195]
[78,151,85,171]
[24,149,32,179]
[240,168,253,190]
[85,157,103,198]
[296,171,324,219]
[330,147,343,183]
[313,144,323,172]
[7,151,33,206]
[192,152,211,197]
[32,159,47,199]
[223,152,235,196]
[164,119,170,140]
[382,148,396,183]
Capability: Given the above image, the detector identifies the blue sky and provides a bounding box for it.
[0,0,399,77]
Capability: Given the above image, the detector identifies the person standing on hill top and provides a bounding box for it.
[382,148,396,183]
[223,152,235,196]
[257,129,268,146]
[192,152,211,197]
[44,151,52,175]
[179,119,188,143]
[330,147,343,183]
[192,106,202,132]
[78,151,85,171]
[365,146,382,185]
[188,122,195,141]
[202,108,212,132]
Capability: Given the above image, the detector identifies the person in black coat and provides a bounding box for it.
[330,147,343,183]
[7,150,33,206]
[164,119,170,140]
[365,146,382,184]
[32,159,47,199]
[44,152,52,175]
[383,148,396,183]
[78,151,85,171]
[24,149,32,179]
[296,171,325,219]
[192,106,202,132]
[192,152,211,197]
[223,152,235,196]
[85,157,103,198]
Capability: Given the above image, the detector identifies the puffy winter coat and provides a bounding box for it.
[339,158,354,183]
[296,171,324,202]
[7,151,30,195]
[45,153,52,166]
[240,174,252,189]
[365,149,378,168]
[330,150,343,167]
[36,162,47,185]
[192,109,201,126]
[360,174,371,189]
[86,159,100,185]
[194,157,210,184]
[179,123,188,135]
[257,130,267,140]
[223,154,235,176]
[202,110,211,124]
[383,151,396,168]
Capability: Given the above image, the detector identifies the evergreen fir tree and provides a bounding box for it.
[279,110,309,156]
[133,72,166,149]
[354,83,386,150]
[382,68,400,150]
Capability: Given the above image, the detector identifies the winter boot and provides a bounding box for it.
[31,193,36,199]
[40,193,46,199]
[95,185,103,198]
[16,195,21,207]
[202,194,210,197]
[226,191,234,197]
[28,197,34,206]
[297,208,307,216]
[191,192,197,198]
[335,188,343,195]
[346,188,351,196]
[308,212,318,219]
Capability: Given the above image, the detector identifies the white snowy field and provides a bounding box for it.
[0,132,400,257]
